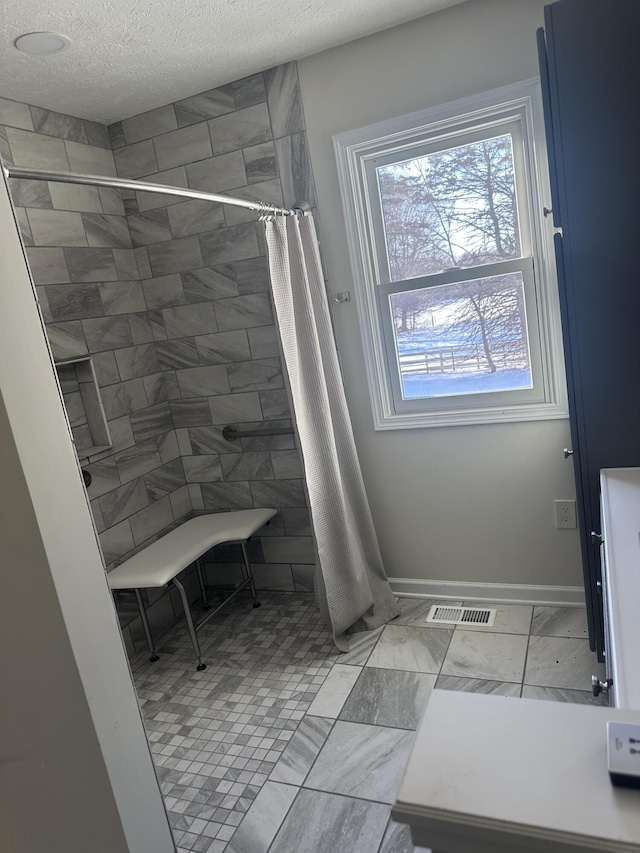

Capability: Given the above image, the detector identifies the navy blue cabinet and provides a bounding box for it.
[539,0,640,659]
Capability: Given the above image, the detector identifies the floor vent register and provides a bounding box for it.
[426,605,497,627]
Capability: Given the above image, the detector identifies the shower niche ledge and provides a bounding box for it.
[55,356,112,462]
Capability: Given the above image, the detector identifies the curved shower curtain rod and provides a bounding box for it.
[2,164,304,217]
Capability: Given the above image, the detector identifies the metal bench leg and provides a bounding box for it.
[241,542,261,609]
[195,558,210,611]
[171,577,206,671]
[135,589,159,662]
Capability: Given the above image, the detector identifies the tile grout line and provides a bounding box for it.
[298,717,338,788]
[297,783,403,809]
[374,817,393,853]
[261,716,339,853]
[257,626,410,852]
[437,627,456,679]
[260,781,301,853]
[520,604,536,697]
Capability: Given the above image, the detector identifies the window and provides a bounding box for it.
[334,81,567,429]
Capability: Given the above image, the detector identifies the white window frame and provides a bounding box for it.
[333,79,568,430]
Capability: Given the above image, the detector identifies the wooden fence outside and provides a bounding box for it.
[399,340,528,375]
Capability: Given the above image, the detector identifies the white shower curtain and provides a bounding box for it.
[264,213,399,651]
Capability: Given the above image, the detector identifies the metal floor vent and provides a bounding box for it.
[426,605,497,627]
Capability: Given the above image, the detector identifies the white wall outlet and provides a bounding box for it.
[555,499,577,529]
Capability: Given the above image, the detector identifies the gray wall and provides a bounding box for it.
[0,62,318,656]
[297,0,584,589]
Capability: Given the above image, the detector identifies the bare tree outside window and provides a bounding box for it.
[377,134,532,400]
[335,81,566,426]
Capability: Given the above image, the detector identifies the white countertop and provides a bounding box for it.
[601,467,640,710]
[393,690,640,853]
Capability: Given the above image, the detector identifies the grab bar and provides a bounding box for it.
[222,425,295,441]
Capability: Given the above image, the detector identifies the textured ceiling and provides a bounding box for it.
[0,0,468,123]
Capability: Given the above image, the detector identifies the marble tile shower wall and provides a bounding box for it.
[0,63,318,654]
[107,63,318,601]
[0,96,195,656]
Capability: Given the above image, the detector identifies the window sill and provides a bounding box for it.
[374,399,569,430]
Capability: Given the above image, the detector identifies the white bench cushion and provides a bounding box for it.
[107,508,277,590]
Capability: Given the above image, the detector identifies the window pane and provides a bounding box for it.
[377,134,522,282]
[389,272,532,400]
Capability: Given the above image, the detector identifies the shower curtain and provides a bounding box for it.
[264,213,399,651]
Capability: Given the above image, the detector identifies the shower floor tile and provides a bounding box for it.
[129,592,341,848]
[129,593,601,852]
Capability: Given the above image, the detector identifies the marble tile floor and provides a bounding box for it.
[129,593,606,853]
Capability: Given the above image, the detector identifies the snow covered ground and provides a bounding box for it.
[401,367,532,399]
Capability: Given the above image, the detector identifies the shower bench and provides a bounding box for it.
[107,508,277,670]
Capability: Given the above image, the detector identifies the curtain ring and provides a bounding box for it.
[258,201,276,222]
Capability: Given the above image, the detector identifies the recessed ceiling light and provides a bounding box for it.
[14,32,70,55]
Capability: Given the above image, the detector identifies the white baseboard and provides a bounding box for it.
[388,577,585,607]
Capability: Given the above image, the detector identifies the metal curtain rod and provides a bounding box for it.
[2,165,298,216]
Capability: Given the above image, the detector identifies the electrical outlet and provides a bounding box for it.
[555,499,577,529]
